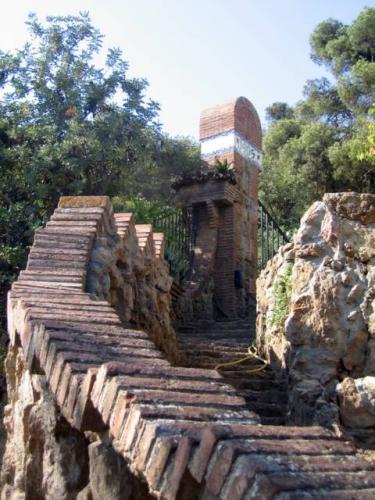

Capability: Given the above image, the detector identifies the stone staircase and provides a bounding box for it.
[176,318,288,426]
[5,195,375,499]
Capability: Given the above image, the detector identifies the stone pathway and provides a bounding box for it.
[176,318,288,425]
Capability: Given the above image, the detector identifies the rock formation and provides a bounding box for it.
[257,192,375,431]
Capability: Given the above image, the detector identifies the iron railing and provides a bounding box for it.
[258,200,289,270]
[151,201,288,280]
[152,208,196,282]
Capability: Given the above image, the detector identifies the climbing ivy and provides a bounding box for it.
[269,263,293,330]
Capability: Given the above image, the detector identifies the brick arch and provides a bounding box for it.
[234,96,262,149]
[199,96,262,149]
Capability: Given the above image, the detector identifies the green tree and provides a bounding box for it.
[265,102,294,123]
[122,132,201,202]
[0,13,200,336]
[261,7,375,230]
[0,12,160,214]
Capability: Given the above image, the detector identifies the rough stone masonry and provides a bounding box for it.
[257,192,375,440]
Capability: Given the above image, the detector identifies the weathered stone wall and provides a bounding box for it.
[1,345,152,499]
[257,192,375,430]
[79,205,179,364]
[2,345,89,498]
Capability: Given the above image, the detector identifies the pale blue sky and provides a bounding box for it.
[0,1,371,138]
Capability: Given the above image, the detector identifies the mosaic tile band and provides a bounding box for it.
[200,129,262,169]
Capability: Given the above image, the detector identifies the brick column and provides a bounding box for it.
[200,97,262,316]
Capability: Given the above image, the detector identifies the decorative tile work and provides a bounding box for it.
[201,129,262,169]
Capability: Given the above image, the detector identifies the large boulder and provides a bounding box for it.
[257,192,375,427]
[337,377,375,429]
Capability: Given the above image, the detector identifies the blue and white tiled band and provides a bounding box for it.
[200,129,262,170]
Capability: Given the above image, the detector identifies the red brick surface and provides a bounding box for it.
[200,97,262,149]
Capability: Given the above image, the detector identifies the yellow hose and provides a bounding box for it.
[214,345,267,374]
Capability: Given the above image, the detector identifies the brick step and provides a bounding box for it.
[47,220,98,227]
[223,376,287,391]
[177,328,255,340]
[260,416,287,426]
[178,333,254,344]
[178,344,253,356]
[179,350,269,368]
[21,301,118,315]
[245,400,288,418]
[177,324,254,331]
[275,489,375,499]
[15,279,83,289]
[180,352,261,365]
[32,239,92,250]
[345,428,375,447]
[219,369,279,382]
[26,260,87,270]
[53,207,106,215]
[238,388,288,404]
[209,452,373,499]
[179,343,253,355]
[177,339,258,358]
[176,318,289,424]
[177,320,255,332]
[39,226,96,236]
[51,212,104,222]
[243,471,375,499]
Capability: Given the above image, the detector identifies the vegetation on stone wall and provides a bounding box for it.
[112,196,172,223]
[268,263,293,330]
[171,158,236,190]
[261,7,375,230]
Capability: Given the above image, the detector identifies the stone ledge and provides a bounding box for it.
[58,195,111,209]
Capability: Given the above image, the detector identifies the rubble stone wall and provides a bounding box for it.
[257,192,375,430]
[83,207,178,364]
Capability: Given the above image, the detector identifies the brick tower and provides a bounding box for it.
[175,97,262,318]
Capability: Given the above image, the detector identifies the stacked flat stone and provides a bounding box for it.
[135,224,154,255]
[7,196,375,499]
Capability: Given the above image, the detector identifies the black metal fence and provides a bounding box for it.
[151,201,288,282]
[258,200,289,270]
[152,208,196,282]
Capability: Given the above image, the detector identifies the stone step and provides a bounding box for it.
[225,376,287,391]
[238,389,288,404]
[180,350,259,363]
[178,324,255,333]
[176,317,289,426]
[219,369,277,381]
[260,416,287,426]
[178,330,254,338]
[245,401,288,418]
